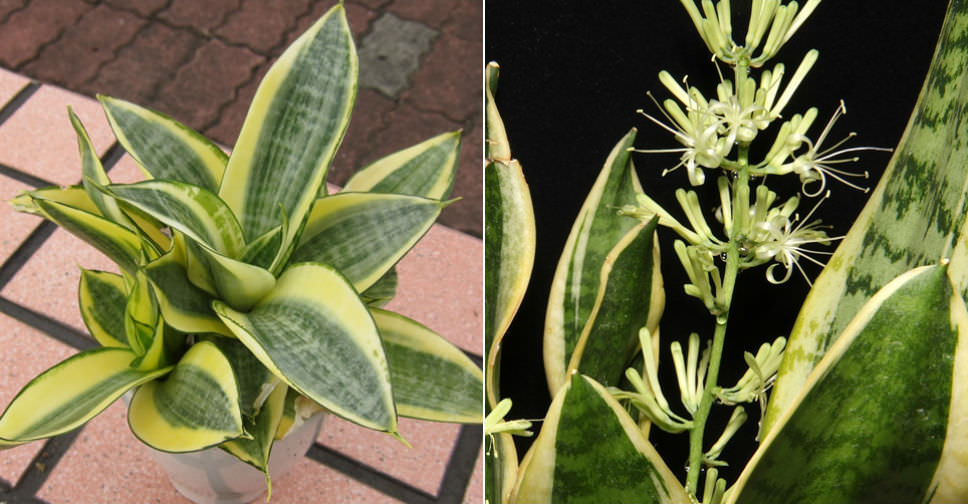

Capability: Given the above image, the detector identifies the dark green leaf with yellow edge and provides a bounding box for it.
[209,337,277,418]
[220,382,288,499]
[766,0,968,437]
[567,218,659,387]
[78,269,129,348]
[128,340,245,452]
[371,308,481,423]
[343,131,460,200]
[69,108,138,233]
[32,198,143,275]
[291,193,445,292]
[180,237,276,311]
[212,262,397,435]
[123,270,159,356]
[99,95,227,192]
[513,374,690,504]
[484,63,536,408]
[543,129,655,395]
[484,62,536,504]
[218,3,356,252]
[143,248,228,335]
[98,179,245,258]
[360,267,397,307]
[732,265,959,504]
[0,348,172,447]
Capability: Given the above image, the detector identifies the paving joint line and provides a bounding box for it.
[75,15,155,93]
[72,4,151,93]
[306,443,437,504]
[0,221,58,292]
[436,424,482,504]
[0,0,27,26]
[0,296,97,352]
[205,0,246,44]
[99,141,127,173]
[11,3,96,73]
[0,81,40,127]
[10,429,85,500]
[0,140,127,292]
[0,163,56,189]
[197,56,263,138]
[102,0,171,19]
[139,21,208,105]
[258,0,318,59]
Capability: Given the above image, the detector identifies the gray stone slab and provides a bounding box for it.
[358,13,438,98]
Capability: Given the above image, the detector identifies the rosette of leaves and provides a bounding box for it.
[0,3,481,484]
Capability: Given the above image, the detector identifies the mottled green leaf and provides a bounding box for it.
[766,0,968,436]
[78,269,129,348]
[99,95,227,192]
[218,4,356,253]
[128,341,245,452]
[344,131,460,200]
[290,193,444,292]
[0,348,171,446]
[734,265,958,504]
[544,129,649,394]
[212,262,397,434]
[513,374,689,504]
[371,308,481,423]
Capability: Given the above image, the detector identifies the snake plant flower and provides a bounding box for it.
[484,398,533,439]
[781,101,891,196]
[752,192,839,284]
[635,79,732,186]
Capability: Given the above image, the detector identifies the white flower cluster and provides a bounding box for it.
[626,0,888,296]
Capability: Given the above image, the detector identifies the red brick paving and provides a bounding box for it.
[102,0,166,17]
[0,0,91,68]
[79,22,204,107]
[0,0,26,21]
[216,0,312,54]
[23,4,145,85]
[0,0,481,236]
[156,38,264,128]
[158,0,241,32]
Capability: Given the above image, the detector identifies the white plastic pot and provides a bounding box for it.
[147,413,325,504]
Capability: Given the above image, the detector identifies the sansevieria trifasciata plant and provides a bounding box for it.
[486,0,968,502]
[0,3,481,493]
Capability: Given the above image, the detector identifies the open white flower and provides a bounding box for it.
[753,192,839,284]
[635,76,733,186]
[784,101,891,196]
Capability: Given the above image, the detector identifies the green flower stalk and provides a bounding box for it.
[619,0,887,494]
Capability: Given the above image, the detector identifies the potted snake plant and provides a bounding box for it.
[0,4,481,502]
[486,0,968,503]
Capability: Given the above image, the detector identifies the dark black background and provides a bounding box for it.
[485,0,951,484]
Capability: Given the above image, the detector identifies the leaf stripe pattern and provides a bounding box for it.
[543,129,645,394]
[765,0,968,436]
[99,95,227,192]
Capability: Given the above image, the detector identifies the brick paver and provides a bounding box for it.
[216,0,312,54]
[102,0,166,17]
[156,38,264,128]
[158,0,241,32]
[0,0,481,236]
[79,22,204,107]
[23,4,145,85]
[0,0,91,68]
